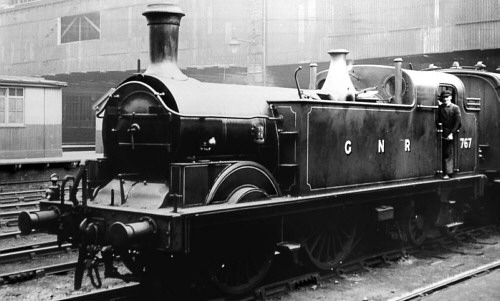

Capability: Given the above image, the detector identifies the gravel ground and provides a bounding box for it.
[275,230,500,301]
[1,229,499,300]
[1,232,133,300]
[0,260,132,301]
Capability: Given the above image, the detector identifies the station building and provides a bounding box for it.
[0,75,66,159]
[1,0,499,147]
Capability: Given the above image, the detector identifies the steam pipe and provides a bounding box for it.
[394,58,403,104]
[308,63,318,90]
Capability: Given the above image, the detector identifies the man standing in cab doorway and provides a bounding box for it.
[437,90,462,179]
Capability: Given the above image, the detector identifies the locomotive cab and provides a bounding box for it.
[440,68,500,177]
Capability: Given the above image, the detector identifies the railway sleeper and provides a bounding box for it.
[0,194,44,203]
[3,220,19,228]
[0,201,40,211]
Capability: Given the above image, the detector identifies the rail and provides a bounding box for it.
[0,261,76,286]
[55,283,140,301]
[0,241,73,265]
[388,260,500,301]
[0,231,21,239]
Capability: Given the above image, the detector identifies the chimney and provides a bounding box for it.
[143,4,187,80]
[319,49,355,101]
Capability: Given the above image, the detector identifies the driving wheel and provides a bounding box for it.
[301,208,357,270]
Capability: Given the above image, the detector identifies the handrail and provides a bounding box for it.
[97,80,282,121]
[417,104,438,110]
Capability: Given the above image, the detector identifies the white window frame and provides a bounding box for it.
[0,87,25,127]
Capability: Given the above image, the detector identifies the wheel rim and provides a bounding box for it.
[301,210,357,270]
[206,223,275,295]
[204,162,279,293]
[207,244,274,295]
[206,162,281,204]
[227,185,269,204]
[209,187,274,293]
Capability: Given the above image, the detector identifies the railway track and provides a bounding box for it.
[239,250,414,301]
[0,179,48,190]
[0,161,81,233]
[0,188,81,232]
[0,186,48,231]
[0,189,44,206]
[0,261,77,286]
[226,225,499,301]
[58,283,140,301]
[388,260,500,301]
[0,230,21,239]
[0,225,497,300]
[0,208,39,230]
[0,162,79,191]
[0,189,45,202]
[0,240,74,265]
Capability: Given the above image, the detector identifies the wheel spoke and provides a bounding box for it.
[317,232,327,261]
[334,227,343,256]
[309,231,322,254]
[302,210,357,270]
[325,230,333,262]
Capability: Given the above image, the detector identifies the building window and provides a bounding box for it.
[8,0,38,5]
[60,12,100,44]
[63,95,94,129]
[0,87,24,125]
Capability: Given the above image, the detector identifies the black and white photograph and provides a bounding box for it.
[1,0,500,300]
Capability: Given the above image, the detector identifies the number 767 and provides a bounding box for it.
[460,138,472,149]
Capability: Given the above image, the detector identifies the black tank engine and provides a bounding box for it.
[18,3,500,297]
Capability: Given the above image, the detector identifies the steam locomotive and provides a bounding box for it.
[18,3,500,297]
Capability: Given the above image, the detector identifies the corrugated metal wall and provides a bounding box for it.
[314,0,500,61]
[1,0,499,74]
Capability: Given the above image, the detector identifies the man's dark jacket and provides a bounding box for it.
[437,103,462,138]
